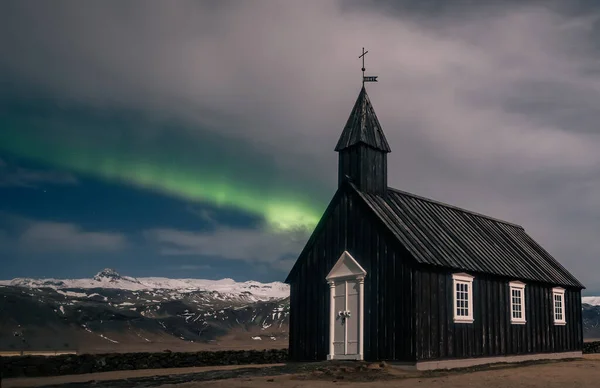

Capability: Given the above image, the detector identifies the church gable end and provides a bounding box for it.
[286,180,417,361]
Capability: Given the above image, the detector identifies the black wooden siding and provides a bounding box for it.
[288,182,584,362]
[288,185,415,361]
[338,146,387,195]
[413,267,583,360]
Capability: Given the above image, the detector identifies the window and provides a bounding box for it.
[452,273,474,323]
[553,287,566,325]
[509,281,526,324]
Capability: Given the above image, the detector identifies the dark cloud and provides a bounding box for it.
[144,226,309,272]
[0,216,127,253]
[2,1,600,290]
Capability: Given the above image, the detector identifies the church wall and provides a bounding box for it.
[413,267,583,361]
[288,184,416,362]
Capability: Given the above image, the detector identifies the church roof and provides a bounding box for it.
[355,185,584,288]
[334,87,391,153]
[285,181,583,288]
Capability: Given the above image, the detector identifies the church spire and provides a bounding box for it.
[336,48,389,153]
[334,86,391,153]
[335,50,390,196]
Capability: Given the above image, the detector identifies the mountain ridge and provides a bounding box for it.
[0,268,289,302]
[0,269,290,353]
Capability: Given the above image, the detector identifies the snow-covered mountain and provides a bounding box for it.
[582,297,600,307]
[0,269,290,353]
[583,299,600,339]
[0,268,289,302]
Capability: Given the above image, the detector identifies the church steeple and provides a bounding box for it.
[335,86,391,153]
[335,86,391,195]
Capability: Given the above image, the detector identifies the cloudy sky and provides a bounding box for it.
[1,0,599,293]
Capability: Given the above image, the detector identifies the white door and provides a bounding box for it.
[333,279,360,358]
[326,250,366,361]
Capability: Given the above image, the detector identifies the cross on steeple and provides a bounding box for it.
[359,47,378,86]
[359,47,368,83]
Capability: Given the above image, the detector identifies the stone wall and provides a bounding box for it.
[0,348,288,378]
[583,341,600,354]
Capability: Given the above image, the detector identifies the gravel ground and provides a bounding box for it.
[4,355,600,388]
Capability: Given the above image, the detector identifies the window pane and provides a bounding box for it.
[510,287,525,321]
[455,280,472,318]
[554,292,565,322]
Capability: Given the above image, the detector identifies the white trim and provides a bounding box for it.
[326,251,366,361]
[452,273,474,282]
[452,273,474,323]
[509,281,526,325]
[326,251,367,281]
[552,287,566,325]
[344,281,348,355]
[328,280,335,357]
[358,275,364,359]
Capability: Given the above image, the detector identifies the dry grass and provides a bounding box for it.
[71,330,288,354]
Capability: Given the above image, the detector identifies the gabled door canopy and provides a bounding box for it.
[326,251,367,281]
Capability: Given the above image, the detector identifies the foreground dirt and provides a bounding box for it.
[4,355,600,388]
[1,364,285,388]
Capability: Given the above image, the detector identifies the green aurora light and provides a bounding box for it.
[0,111,329,232]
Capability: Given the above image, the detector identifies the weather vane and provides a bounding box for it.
[359,47,378,86]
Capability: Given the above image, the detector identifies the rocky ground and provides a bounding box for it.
[4,356,600,388]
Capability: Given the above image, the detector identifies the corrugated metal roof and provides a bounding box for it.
[334,86,391,153]
[354,185,584,288]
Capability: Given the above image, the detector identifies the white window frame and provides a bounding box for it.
[509,281,526,324]
[452,273,474,323]
[552,287,566,325]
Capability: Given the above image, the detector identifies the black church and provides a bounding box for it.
[284,83,584,370]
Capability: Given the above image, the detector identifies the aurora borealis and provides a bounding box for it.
[0,107,329,233]
[0,100,333,281]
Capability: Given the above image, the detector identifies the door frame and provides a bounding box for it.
[325,251,366,361]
